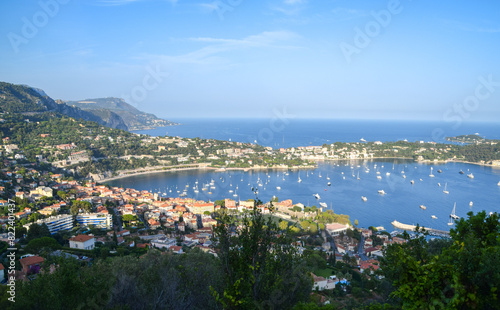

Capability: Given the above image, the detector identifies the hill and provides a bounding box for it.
[66,97,177,130]
[0,82,128,130]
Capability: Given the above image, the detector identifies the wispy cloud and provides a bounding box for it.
[441,19,500,33]
[148,31,301,66]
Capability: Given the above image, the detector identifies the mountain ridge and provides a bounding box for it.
[66,97,177,130]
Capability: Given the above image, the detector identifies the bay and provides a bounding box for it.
[111,119,500,232]
[108,159,500,233]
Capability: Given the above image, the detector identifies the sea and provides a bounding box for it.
[108,119,500,233]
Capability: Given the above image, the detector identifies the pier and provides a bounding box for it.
[391,220,450,237]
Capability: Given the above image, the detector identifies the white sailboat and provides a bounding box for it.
[450,202,460,220]
[429,167,435,178]
[431,215,437,219]
[419,205,427,210]
[467,173,474,179]
[443,182,449,194]
[378,190,386,195]
[361,196,367,202]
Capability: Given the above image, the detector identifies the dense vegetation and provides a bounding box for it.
[381,211,500,309]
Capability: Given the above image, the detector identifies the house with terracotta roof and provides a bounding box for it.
[169,245,183,254]
[69,234,95,250]
[311,273,335,291]
[19,255,44,276]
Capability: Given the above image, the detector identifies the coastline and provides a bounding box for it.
[97,163,317,183]
[97,156,498,184]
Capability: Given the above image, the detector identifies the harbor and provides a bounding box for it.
[391,220,451,237]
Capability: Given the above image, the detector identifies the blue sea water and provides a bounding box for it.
[111,119,500,232]
[135,118,500,148]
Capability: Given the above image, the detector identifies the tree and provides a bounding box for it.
[70,204,79,216]
[57,190,68,200]
[25,237,60,254]
[381,212,500,309]
[354,219,359,227]
[279,220,289,230]
[26,223,51,241]
[213,206,312,309]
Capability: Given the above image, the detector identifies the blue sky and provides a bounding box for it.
[1,0,500,121]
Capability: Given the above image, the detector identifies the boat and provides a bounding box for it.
[386,172,391,176]
[327,182,331,186]
[419,205,427,210]
[410,180,415,184]
[469,201,473,207]
[361,196,367,202]
[276,186,281,190]
[228,189,233,193]
[437,169,442,173]
[319,202,328,209]
[403,175,407,179]
[360,138,367,142]
[431,215,437,219]
[298,177,302,183]
[377,176,382,180]
[448,217,454,226]
[459,170,465,174]
[429,167,435,178]
[467,173,474,179]
[498,181,500,186]
[443,182,449,194]
[378,190,386,195]
[313,193,320,199]
[357,172,360,180]
[450,202,460,220]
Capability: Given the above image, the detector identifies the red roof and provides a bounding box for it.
[69,234,95,243]
[0,263,4,270]
[19,255,44,267]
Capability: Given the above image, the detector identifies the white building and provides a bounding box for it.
[69,234,95,250]
[76,213,112,229]
[325,223,348,236]
[25,215,73,234]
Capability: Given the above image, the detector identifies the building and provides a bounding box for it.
[76,213,112,229]
[19,255,44,275]
[325,223,348,236]
[188,202,214,214]
[25,215,73,234]
[69,235,95,250]
[31,186,53,198]
[311,273,335,291]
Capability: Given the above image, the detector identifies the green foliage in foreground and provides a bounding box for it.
[213,207,312,309]
[12,248,222,310]
[381,211,500,309]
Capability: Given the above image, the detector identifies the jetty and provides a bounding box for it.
[391,220,450,237]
